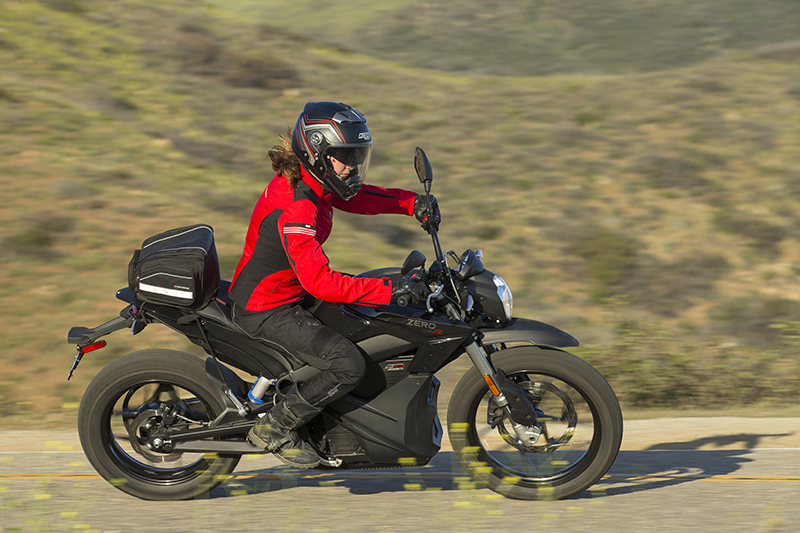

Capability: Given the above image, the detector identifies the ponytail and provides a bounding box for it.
[268,129,302,187]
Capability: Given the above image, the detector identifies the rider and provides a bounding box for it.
[229,101,439,468]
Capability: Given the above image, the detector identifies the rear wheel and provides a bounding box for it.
[78,350,241,500]
[447,346,622,500]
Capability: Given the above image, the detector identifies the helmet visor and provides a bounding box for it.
[328,146,372,184]
[328,146,371,167]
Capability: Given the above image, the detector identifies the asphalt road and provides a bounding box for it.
[1,418,799,533]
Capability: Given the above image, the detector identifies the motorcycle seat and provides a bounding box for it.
[194,281,305,369]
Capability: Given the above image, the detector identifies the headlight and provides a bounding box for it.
[493,275,513,321]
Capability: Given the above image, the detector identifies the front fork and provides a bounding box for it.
[463,339,542,447]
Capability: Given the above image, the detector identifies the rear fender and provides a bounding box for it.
[478,318,579,349]
[67,308,134,346]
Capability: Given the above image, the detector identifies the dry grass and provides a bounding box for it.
[1,0,800,421]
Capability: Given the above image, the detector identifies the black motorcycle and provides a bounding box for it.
[67,148,622,501]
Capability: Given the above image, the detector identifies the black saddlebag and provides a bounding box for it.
[128,224,220,309]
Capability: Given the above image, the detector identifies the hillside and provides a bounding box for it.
[1,0,800,422]
[206,0,800,76]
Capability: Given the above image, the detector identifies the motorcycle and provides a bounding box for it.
[67,148,622,501]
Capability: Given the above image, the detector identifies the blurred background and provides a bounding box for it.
[1,0,800,424]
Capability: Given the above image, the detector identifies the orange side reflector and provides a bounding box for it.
[483,374,501,396]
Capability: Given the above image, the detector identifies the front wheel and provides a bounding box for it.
[447,346,622,500]
[78,349,241,500]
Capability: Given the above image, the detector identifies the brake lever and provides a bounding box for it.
[426,284,443,314]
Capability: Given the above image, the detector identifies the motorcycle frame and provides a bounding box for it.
[69,284,578,467]
[67,148,580,468]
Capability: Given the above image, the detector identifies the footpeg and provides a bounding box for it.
[318,456,343,468]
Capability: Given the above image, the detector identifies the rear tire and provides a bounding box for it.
[447,346,622,500]
[78,350,241,500]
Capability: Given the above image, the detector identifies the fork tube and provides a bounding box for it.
[465,339,542,444]
[464,340,509,407]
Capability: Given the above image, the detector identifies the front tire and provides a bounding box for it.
[78,350,241,500]
[447,346,622,500]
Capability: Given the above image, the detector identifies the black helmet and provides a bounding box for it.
[291,101,373,200]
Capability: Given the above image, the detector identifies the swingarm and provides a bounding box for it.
[149,419,263,455]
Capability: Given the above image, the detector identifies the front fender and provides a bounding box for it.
[478,318,579,348]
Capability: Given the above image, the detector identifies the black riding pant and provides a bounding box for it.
[233,303,365,407]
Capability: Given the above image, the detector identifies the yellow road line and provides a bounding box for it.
[1,473,799,482]
[605,474,800,482]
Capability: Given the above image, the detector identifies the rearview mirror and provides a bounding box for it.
[401,250,427,276]
[414,147,433,185]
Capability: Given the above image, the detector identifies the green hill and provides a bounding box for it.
[1,0,800,422]
[206,0,800,75]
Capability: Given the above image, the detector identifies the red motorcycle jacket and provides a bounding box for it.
[229,168,417,312]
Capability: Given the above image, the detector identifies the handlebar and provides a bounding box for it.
[395,282,444,315]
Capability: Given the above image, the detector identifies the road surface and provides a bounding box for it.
[1,418,799,532]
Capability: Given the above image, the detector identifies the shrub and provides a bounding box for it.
[39,0,86,15]
[579,314,800,409]
[172,24,297,90]
[170,135,246,169]
[680,76,729,93]
[567,225,639,292]
[201,192,253,219]
[625,252,729,316]
[4,213,75,258]
[0,88,22,103]
[627,151,712,191]
[572,110,603,126]
[709,297,800,347]
[223,53,297,90]
[475,225,502,241]
[712,206,786,258]
[549,123,599,148]
[753,41,800,61]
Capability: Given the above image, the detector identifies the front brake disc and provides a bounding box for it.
[488,379,577,452]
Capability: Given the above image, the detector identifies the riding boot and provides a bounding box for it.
[247,384,321,468]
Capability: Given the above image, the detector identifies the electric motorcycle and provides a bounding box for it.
[67,148,622,501]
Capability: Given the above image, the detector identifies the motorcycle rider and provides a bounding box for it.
[229,101,440,467]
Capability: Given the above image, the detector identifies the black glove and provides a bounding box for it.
[414,194,440,232]
[391,273,428,307]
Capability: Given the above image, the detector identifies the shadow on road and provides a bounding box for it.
[209,452,467,499]
[644,432,792,450]
[209,430,790,500]
[576,431,793,499]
